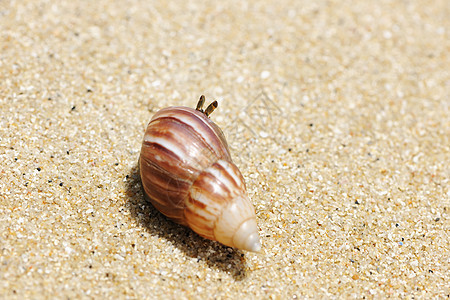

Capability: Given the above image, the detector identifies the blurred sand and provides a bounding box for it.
[0,0,448,298]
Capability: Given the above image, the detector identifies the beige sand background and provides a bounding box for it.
[0,0,449,298]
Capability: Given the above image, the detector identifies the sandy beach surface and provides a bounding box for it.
[0,0,448,298]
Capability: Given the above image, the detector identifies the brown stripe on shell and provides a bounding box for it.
[140,137,196,223]
[197,168,232,200]
[143,122,210,175]
[216,159,246,191]
[142,138,200,181]
[147,116,219,168]
[184,160,247,240]
[151,106,231,161]
[140,156,189,223]
[155,116,221,163]
[209,122,230,159]
[140,156,190,204]
[186,185,225,222]
[145,193,188,226]
[185,177,223,240]
[187,195,207,209]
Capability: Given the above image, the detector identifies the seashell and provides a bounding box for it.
[139,95,261,252]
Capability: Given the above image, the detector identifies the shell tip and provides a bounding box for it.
[248,238,262,253]
[242,232,262,253]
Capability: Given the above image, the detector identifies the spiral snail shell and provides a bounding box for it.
[139,95,261,252]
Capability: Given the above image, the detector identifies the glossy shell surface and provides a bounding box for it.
[139,102,261,252]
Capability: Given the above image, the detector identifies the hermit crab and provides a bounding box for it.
[139,96,261,252]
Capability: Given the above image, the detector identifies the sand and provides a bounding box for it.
[0,0,448,298]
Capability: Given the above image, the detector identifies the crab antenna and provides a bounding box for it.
[205,100,218,117]
[196,95,206,112]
